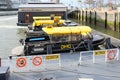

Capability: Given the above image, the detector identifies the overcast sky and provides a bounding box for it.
[41,0,108,9]
[41,0,86,9]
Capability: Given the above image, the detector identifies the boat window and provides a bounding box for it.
[51,34,82,42]
[71,34,82,41]
[51,34,69,42]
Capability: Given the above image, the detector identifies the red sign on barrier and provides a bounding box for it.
[16,58,27,68]
[107,49,116,60]
[32,56,42,66]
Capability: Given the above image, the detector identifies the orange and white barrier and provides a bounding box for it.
[9,54,61,72]
[79,48,119,65]
[105,48,119,62]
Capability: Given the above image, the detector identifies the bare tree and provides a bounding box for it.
[84,0,95,8]
[96,0,104,9]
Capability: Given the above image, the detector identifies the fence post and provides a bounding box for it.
[86,11,87,24]
[105,12,107,29]
[90,11,92,26]
[114,13,117,31]
[94,11,97,26]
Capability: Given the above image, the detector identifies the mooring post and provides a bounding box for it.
[90,11,92,26]
[94,11,97,26]
[79,10,81,22]
[86,11,87,24]
[105,12,107,29]
[82,10,84,24]
[114,13,117,31]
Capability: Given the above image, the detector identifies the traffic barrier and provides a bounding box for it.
[79,48,119,65]
[93,50,106,63]
[79,78,94,80]
[79,51,93,65]
[9,54,61,72]
[105,48,119,62]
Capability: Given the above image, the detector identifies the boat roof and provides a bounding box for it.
[33,16,61,20]
[33,20,65,26]
[42,26,92,35]
[33,17,51,20]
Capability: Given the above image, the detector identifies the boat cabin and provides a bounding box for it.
[17,3,67,26]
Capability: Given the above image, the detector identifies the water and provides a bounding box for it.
[0,15,119,58]
[73,19,120,40]
[0,15,26,58]
[91,26,120,39]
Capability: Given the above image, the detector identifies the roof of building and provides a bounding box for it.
[19,3,66,8]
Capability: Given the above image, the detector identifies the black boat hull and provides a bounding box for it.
[24,34,105,56]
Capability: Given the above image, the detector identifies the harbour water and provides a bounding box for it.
[0,13,120,80]
[91,25,120,39]
[0,15,26,58]
[74,19,120,40]
[0,15,120,58]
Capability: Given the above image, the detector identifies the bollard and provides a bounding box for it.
[94,11,97,26]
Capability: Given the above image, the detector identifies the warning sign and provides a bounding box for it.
[32,56,42,66]
[45,54,60,60]
[107,49,117,60]
[94,50,106,56]
[16,58,27,68]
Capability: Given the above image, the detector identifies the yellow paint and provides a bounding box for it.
[61,44,71,49]
[42,26,92,35]
[94,50,106,56]
[33,17,51,20]
[45,54,60,60]
[33,20,65,26]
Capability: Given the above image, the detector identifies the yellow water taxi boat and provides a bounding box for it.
[22,25,106,56]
